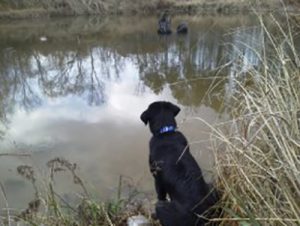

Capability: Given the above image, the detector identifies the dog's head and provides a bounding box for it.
[140,101,180,135]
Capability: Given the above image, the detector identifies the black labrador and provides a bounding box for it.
[141,101,218,226]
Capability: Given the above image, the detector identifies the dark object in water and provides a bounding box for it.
[158,13,172,35]
[176,22,188,34]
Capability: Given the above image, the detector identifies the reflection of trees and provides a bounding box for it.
[140,70,225,109]
[0,40,127,131]
[223,26,263,98]
[0,17,269,128]
[137,32,226,109]
[33,47,109,106]
[0,48,41,114]
[0,48,43,138]
[137,26,266,110]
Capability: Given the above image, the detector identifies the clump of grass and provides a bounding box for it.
[0,157,157,226]
[209,13,300,226]
[47,157,89,197]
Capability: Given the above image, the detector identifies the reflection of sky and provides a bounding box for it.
[0,17,269,209]
[2,26,263,139]
[4,56,171,148]
[0,49,177,209]
[0,40,221,209]
[1,22,264,180]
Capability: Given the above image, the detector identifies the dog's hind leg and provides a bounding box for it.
[155,201,194,226]
[155,201,181,226]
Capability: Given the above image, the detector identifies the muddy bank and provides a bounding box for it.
[0,0,292,20]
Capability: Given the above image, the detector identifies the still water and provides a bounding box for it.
[0,14,282,210]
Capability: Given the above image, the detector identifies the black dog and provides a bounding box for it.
[141,101,218,226]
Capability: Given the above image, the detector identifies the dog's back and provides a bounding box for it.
[150,131,215,214]
[141,101,218,226]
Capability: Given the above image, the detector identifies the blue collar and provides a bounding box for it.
[159,126,176,134]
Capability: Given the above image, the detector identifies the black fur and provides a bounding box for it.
[141,101,218,226]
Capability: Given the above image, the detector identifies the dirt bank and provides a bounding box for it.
[0,0,294,20]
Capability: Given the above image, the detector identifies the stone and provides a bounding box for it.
[127,215,151,226]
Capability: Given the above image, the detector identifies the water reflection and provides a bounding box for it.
[0,16,265,117]
[0,15,288,209]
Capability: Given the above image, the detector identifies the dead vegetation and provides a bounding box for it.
[0,157,159,226]
[0,0,292,19]
[207,13,300,226]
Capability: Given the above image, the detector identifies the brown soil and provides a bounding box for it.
[0,0,292,20]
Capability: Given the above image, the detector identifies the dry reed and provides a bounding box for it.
[207,12,300,226]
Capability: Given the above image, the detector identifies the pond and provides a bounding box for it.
[0,14,292,210]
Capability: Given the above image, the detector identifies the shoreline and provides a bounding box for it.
[0,1,297,20]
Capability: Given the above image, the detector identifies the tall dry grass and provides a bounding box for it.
[0,0,287,17]
[0,0,162,15]
[207,13,300,226]
[0,157,158,226]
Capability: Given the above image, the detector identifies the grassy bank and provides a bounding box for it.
[207,13,300,226]
[0,0,290,20]
[0,157,159,226]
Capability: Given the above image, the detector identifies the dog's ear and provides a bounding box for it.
[168,102,180,117]
[140,109,149,125]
